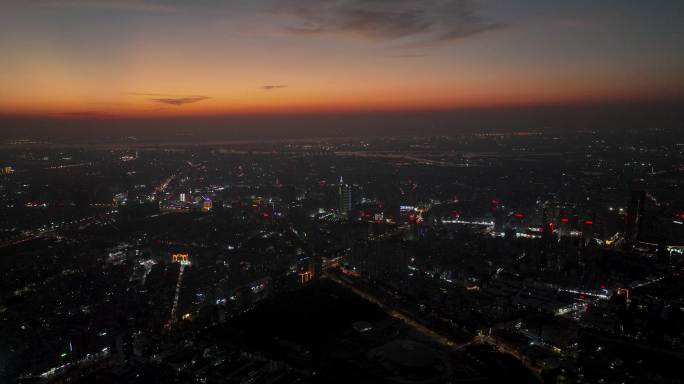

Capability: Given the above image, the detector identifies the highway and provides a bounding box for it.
[323,267,542,379]
[324,269,462,348]
[0,210,117,249]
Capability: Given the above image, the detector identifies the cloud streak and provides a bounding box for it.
[261,85,288,90]
[59,111,118,118]
[275,0,503,44]
[129,92,211,106]
[151,96,210,106]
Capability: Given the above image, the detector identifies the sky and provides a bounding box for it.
[0,0,683,132]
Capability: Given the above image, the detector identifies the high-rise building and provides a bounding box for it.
[626,190,645,243]
[180,193,186,202]
[339,176,352,214]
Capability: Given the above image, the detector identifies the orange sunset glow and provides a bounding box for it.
[2,0,683,121]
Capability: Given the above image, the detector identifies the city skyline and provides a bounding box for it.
[2,2,684,383]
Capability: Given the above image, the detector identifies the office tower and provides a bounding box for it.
[339,176,352,214]
[626,190,645,243]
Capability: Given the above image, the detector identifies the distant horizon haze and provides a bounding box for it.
[1,101,682,141]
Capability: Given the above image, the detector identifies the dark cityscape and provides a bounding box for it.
[1,1,684,384]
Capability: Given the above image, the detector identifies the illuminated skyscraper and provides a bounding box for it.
[626,190,645,243]
[339,176,352,214]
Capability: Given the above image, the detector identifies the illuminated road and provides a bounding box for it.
[0,210,117,249]
[323,270,464,348]
[169,264,185,325]
[323,268,542,380]
[334,150,459,166]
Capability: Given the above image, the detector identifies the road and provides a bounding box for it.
[324,269,463,348]
[169,264,186,325]
[323,267,542,379]
[0,210,117,249]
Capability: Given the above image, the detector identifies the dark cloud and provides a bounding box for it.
[261,85,288,90]
[275,0,503,44]
[129,92,210,106]
[151,96,210,106]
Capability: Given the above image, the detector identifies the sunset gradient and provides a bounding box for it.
[1,0,683,119]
